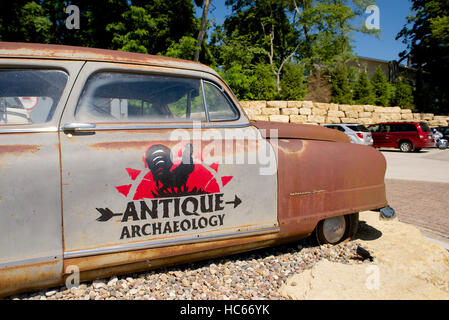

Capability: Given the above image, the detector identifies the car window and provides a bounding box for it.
[419,122,431,132]
[326,125,344,132]
[0,69,68,125]
[75,72,206,123]
[347,125,369,132]
[392,123,417,132]
[379,124,392,133]
[203,81,238,121]
[368,125,380,133]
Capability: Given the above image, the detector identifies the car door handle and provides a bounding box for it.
[61,122,96,132]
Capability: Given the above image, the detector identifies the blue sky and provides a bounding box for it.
[196,0,413,62]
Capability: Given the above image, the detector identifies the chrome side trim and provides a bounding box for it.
[0,255,62,269]
[201,79,211,122]
[60,122,251,132]
[64,226,280,259]
[0,127,58,134]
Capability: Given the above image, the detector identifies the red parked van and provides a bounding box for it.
[367,122,434,152]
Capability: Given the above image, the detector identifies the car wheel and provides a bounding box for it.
[315,214,357,245]
[399,141,413,152]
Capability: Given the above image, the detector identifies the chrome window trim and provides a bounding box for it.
[64,225,280,259]
[59,122,251,132]
[73,71,210,122]
[201,79,211,122]
[0,127,58,134]
[202,80,240,122]
[0,67,71,125]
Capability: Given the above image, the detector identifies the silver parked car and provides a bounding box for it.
[323,123,373,146]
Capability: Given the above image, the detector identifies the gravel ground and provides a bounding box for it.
[8,236,374,300]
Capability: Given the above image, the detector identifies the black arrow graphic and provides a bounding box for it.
[225,195,242,209]
[96,208,123,222]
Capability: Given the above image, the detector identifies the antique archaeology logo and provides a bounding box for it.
[95,143,241,240]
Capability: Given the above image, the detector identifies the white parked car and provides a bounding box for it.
[323,123,373,146]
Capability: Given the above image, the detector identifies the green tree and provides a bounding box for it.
[251,63,278,100]
[20,1,52,43]
[329,63,352,104]
[165,36,198,60]
[353,71,375,105]
[371,66,390,106]
[397,0,449,114]
[392,79,415,110]
[0,1,52,43]
[220,64,256,100]
[106,1,199,55]
[280,62,307,100]
[217,0,379,99]
[107,6,156,54]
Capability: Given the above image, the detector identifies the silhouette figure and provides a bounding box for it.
[145,143,195,195]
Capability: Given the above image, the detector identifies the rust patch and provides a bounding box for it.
[251,120,350,143]
[0,144,40,157]
[0,42,217,77]
[89,141,151,151]
[65,233,280,273]
[0,260,62,298]
[73,238,283,283]
[274,138,388,237]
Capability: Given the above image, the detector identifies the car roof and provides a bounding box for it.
[0,42,219,77]
[325,123,360,126]
[373,122,419,124]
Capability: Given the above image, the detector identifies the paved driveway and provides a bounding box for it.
[382,147,449,183]
[381,148,449,247]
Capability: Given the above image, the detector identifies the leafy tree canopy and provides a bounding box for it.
[397,0,449,114]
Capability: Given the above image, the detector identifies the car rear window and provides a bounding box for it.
[346,125,369,132]
[419,122,431,132]
[0,69,68,125]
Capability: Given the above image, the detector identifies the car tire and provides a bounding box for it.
[315,213,358,245]
[399,141,414,152]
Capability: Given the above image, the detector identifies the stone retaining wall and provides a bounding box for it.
[240,101,449,127]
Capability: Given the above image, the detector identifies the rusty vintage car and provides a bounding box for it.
[0,42,394,297]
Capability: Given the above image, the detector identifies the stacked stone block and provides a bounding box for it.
[239,101,449,127]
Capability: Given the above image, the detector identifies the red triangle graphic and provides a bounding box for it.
[221,176,233,187]
[210,162,219,172]
[126,168,141,181]
[116,184,132,197]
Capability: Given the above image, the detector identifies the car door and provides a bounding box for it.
[369,124,380,146]
[59,62,278,266]
[0,60,84,295]
[376,124,393,147]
